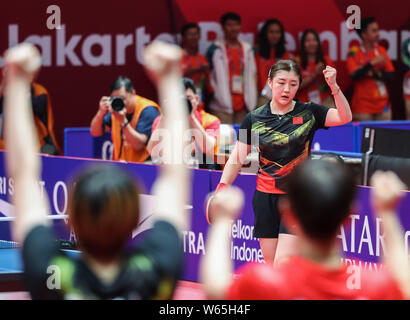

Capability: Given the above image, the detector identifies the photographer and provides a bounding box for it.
[147,78,220,169]
[90,76,160,163]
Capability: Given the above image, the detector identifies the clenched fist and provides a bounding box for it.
[323,65,337,89]
[143,41,182,84]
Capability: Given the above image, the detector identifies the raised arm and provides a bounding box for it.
[144,41,190,232]
[370,171,410,299]
[189,113,219,157]
[322,66,352,127]
[3,44,51,243]
[90,96,111,137]
[200,186,244,299]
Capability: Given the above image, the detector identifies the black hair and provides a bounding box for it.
[183,78,197,94]
[299,29,326,70]
[318,153,344,164]
[69,165,140,262]
[356,17,377,38]
[109,76,135,94]
[220,12,241,26]
[287,159,356,242]
[258,19,286,60]
[181,23,200,37]
[268,60,302,85]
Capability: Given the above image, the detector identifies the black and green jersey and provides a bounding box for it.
[22,222,182,300]
[238,100,329,193]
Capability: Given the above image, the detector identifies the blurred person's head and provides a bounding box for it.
[357,17,379,44]
[318,153,344,164]
[181,23,201,50]
[268,60,302,106]
[258,19,286,60]
[280,160,356,248]
[299,29,325,69]
[183,77,200,111]
[109,76,136,114]
[68,165,140,263]
[220,12,241,42]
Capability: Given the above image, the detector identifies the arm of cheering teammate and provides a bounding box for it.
[3,44,51,244]
[200,186,244,299]
[144,41,191,232]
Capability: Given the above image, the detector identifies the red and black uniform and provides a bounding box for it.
[227,256,404,300]
[238,101,329,237]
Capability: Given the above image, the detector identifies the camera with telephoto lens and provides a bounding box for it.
[110,96,126,112]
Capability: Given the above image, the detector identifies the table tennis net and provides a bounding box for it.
[0,240,20,249]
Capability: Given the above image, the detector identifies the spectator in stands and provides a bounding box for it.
[148,78,220,169]
[0,65,60,155]
[255,19,292,106]
[402,38,410,119]
[202,160,410,300]
[90,76,160,163]
[181,23,213,109]
[3,42,190,299]
[295,29,335,107]
[346,17,394,121]
[206,12,257,124]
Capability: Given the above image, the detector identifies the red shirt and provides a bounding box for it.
[255,49,292,93]
[226,45,246,112]
[295,55,335,103]
[346,45,394,114]
[227,256,404,300]
[181,52,212,93]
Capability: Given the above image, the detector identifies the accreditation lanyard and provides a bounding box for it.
[265,49,276,74]
[225,42,245,77]
[305,60,322,104]
[361,46,382,69]
[360,46,387,97]
[183,51,206,92]
[306,60,321,87]
[225,42,245,94]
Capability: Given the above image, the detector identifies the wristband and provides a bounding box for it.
[331,86,340,95]
[206,183,228,224]
[216,183,228,193]
[121,120,130,128]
